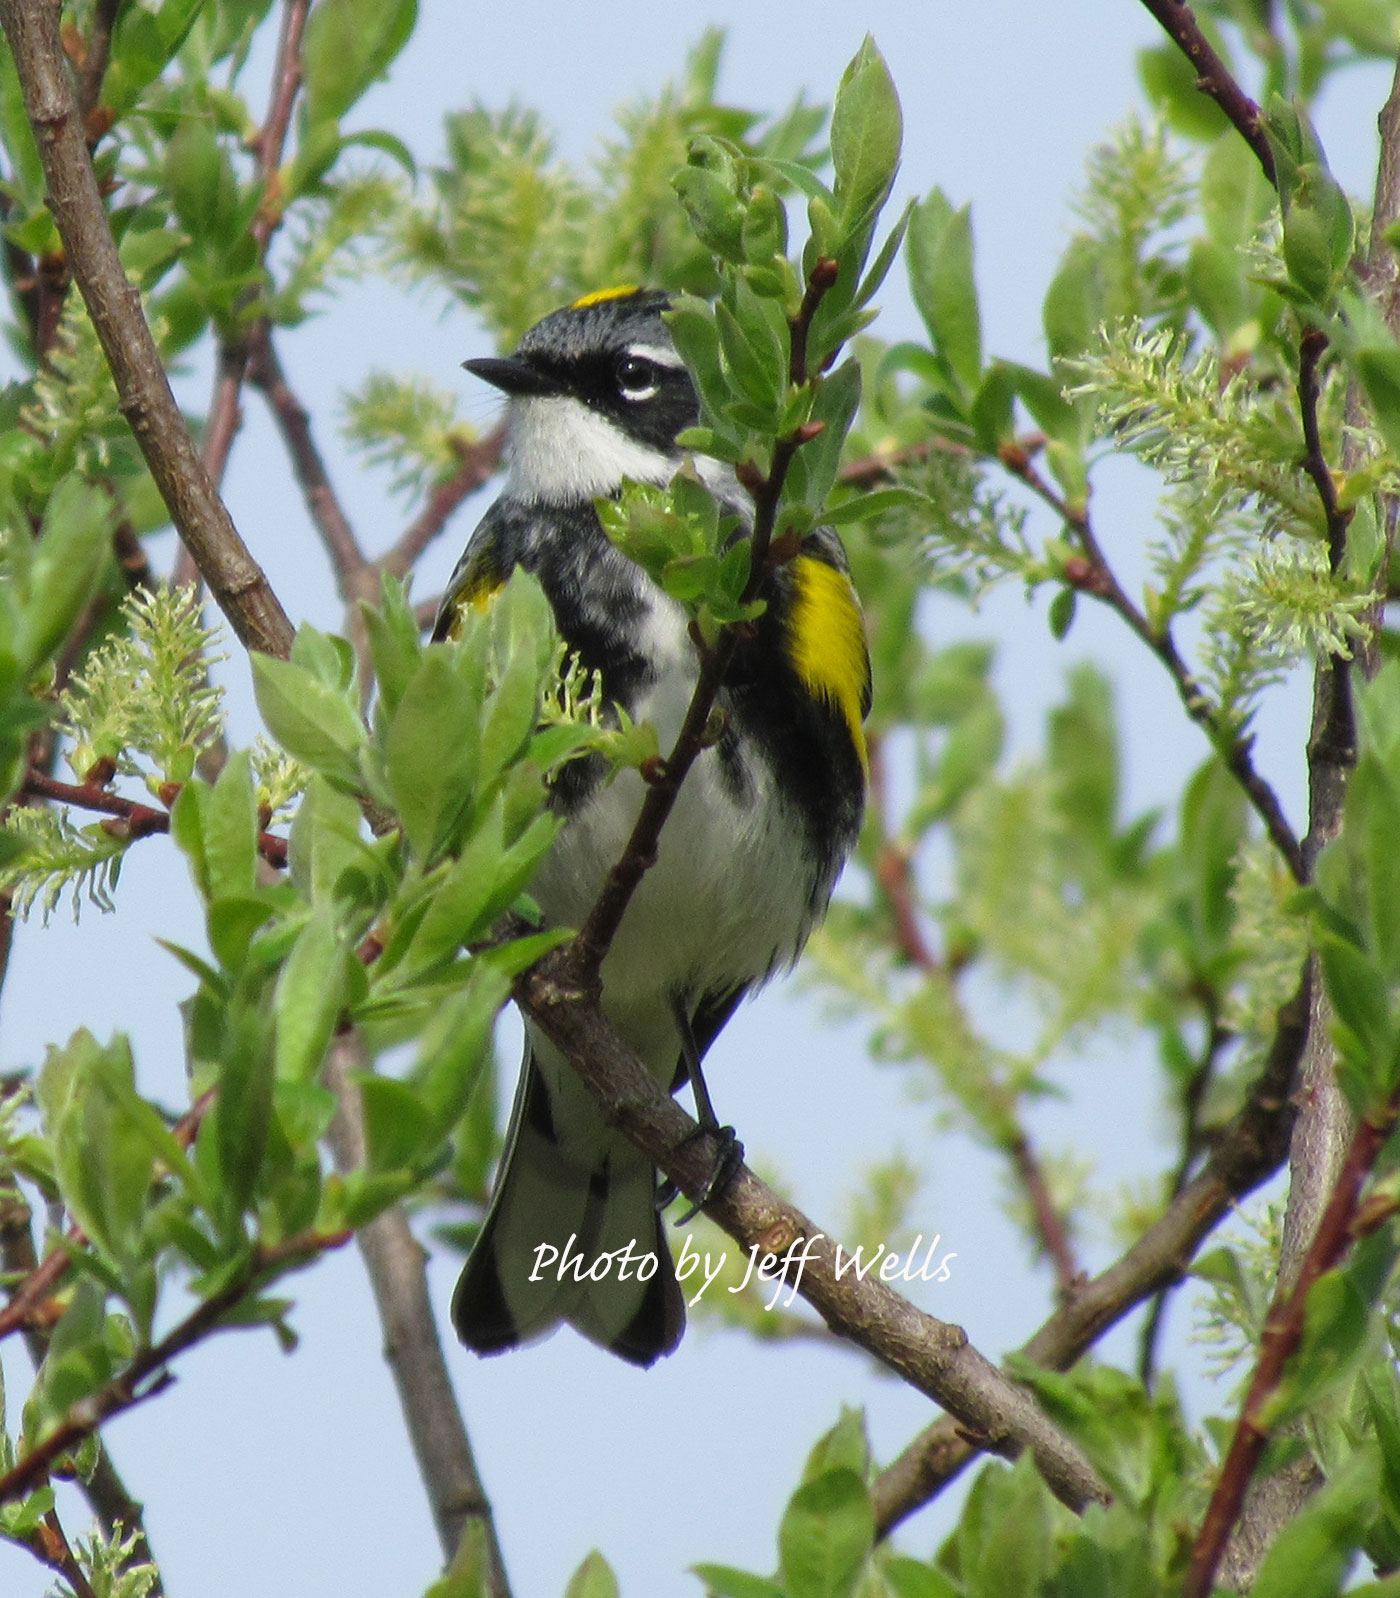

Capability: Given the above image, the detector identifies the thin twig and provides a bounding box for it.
[1185,1079,1400,1597]
[323,1035,512,1596]
[1139,1008,1230,1387]
[378,425,508,579]
[76,0,120,126]
[250,0,309,254]
[0,1227,350,1507]
[870,966,1307,1536]
[17,1505,99,1598]
[1137,0,1277,185]
[1232,67,1400,1569]
[0,0,295,658]
[0,1177,165,1594]
[18,766,289,869]
[1001,447,1307,882]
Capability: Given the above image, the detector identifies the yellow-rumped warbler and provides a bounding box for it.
[434,287,869,1365]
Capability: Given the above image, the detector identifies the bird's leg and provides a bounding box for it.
[659,996,745,1224]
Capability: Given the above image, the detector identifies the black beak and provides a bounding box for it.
[462,355,562,397]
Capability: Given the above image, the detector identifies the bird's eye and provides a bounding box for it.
[615,355,660,399]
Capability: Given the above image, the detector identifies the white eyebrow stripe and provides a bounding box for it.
[625,342,687,370]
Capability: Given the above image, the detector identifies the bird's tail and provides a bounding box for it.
[452,1044,685,1366]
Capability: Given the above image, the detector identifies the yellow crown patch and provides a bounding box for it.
[570,284,641,309]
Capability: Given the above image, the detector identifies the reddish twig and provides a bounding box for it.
[1001,449,1306,883]
[1137,0,1277,186]
[18,767,289,869]
[251,0,309,253]
[1185,1080,1400,1596]
[378,424,508,580]
[1139,1007,1231,1385]
[0,1227,350,1507]
[76,0,120,126]
[20,1507,99,1598]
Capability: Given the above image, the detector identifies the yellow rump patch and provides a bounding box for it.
[570,284,641,309]
[786,556,871,776]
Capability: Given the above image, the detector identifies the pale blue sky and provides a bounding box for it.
[0,4,1392,1595]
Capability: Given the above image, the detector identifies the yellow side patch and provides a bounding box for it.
[440,573,504,640]
[570,284,641,309]
[786,556,871,775]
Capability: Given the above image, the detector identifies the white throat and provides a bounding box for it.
[504,395,677,504]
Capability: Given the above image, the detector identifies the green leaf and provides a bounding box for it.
[829,37,902,229]
[359,1075,434,1173]
[906,190,980,396]
[274,906,349,1082]
[37,1031,155,1266]
[252,650,367,789]
[1043,237,1104,363]
[1137,41,1230,141]
[883,1560,961,1598]
[1048,587,1077,641]
[778,1468,874,1598]
[564,1550,619,1598]
[1353,341,1400,459]
[691,1569,785,1598]
[958,1458,1051,1598]
[214,993,277,1213]
[205,749,259,900]
[802,1408,871,1483]
[1251,1448,1378,1598]
[164,115,237,242]
[20,475,111,671]
[406,958,512,1143]
[288,775,375,906]
[385,648,481,861]
[408,804,558,972]
[302,0,417,127]
[1200,130,1274,250]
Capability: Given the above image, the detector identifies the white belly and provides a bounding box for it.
[528,591,814,1073]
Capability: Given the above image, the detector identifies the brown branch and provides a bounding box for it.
[1139,1008,1230,1386]
[1185,1079,1400,1597]
[0,0,295,659]
[1002,449,1307,882]
[16,1506,99,1598]
[18,766,289,870]
[515,962,1111,1517]
[1137,0,1277,186]
[871,966,1307,1536]
[323,1035,512,1595]
[1233,55,1400,1575]
[378,424,508,580]
[0,1226,350,1507]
